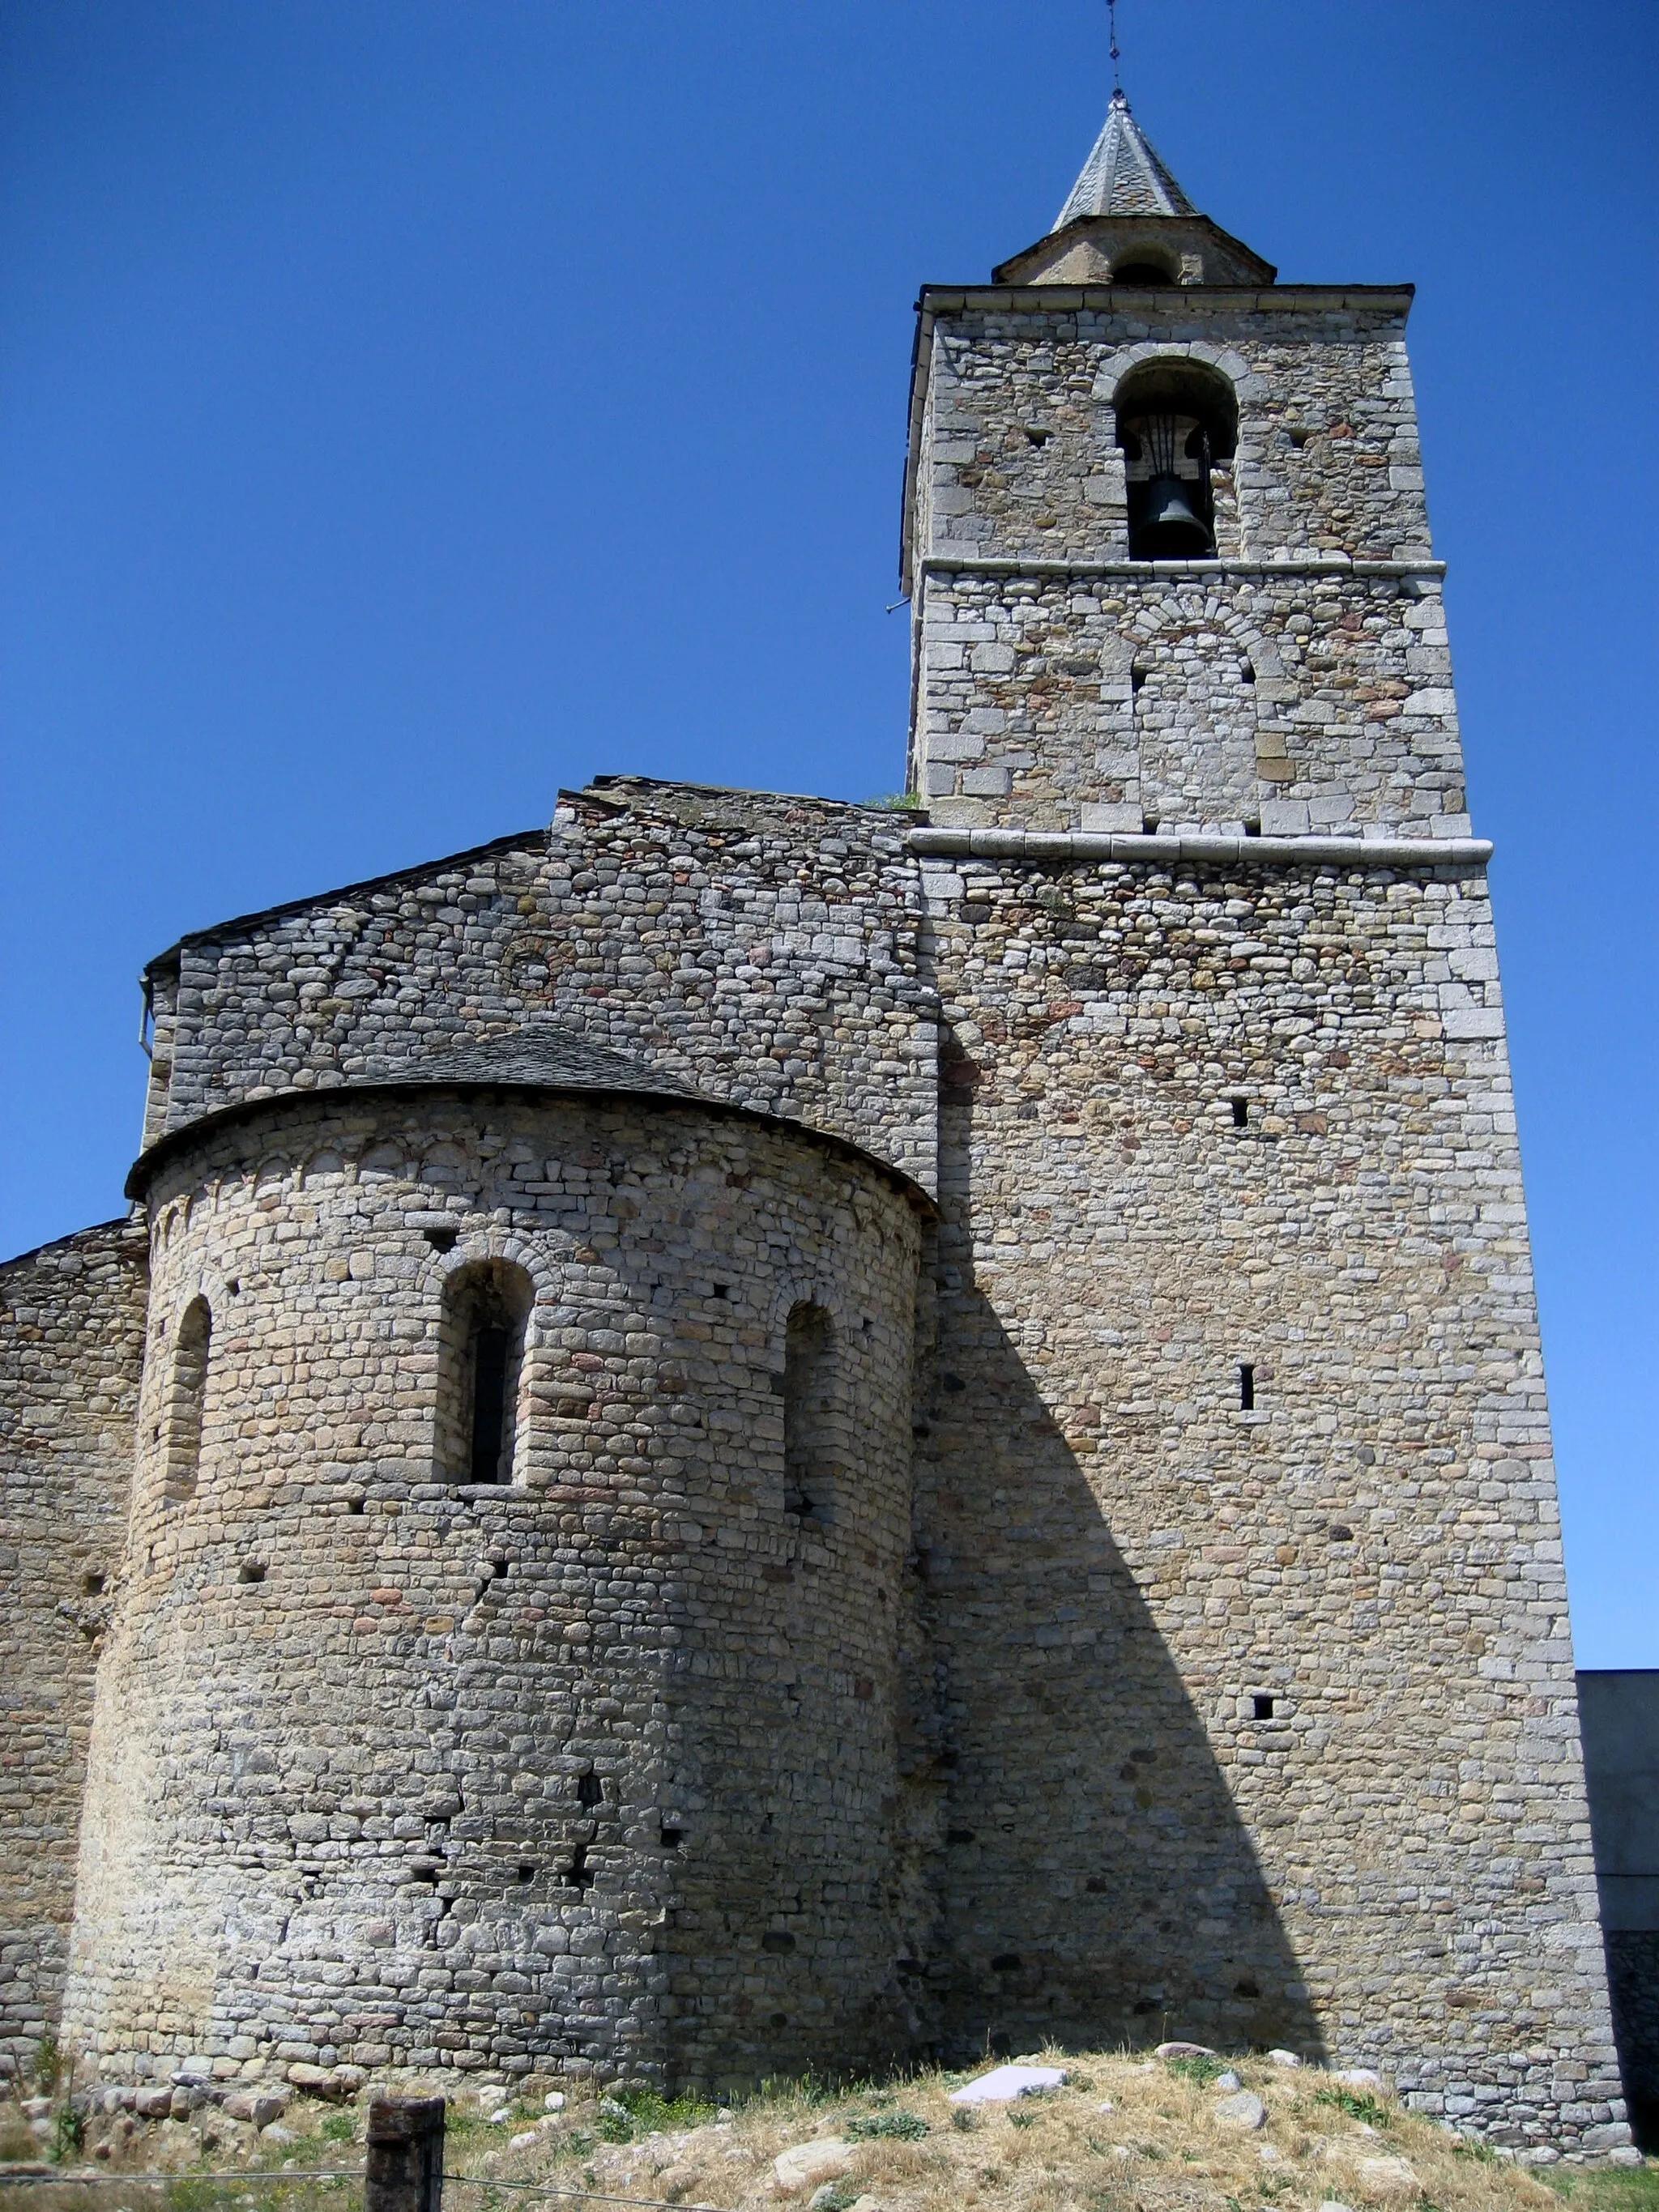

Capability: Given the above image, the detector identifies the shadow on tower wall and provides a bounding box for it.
[912,1042,1324,2065]
[1602,1933,1659,2150]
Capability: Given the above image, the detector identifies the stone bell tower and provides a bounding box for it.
[903,86,1464,842]
[898,89,1632,2153]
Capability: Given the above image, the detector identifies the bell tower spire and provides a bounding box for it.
[1054,88,1196,228]
[990,81,1273,290]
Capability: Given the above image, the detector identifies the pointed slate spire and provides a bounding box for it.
[1053,89,1196,229]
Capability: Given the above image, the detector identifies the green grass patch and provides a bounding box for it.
[1166,2054,1226,2086]
[166,2180,230,2212]
[1539,2165,1659,2210]
[50,2103,85,2164]
[847,2108,928,2142]
[607,2082,719,2135]
[1314,2085,1392,2129]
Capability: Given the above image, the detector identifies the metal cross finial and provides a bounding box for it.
[1108,0,1123,94]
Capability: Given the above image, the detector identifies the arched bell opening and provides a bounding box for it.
[1111,256,1177,287]
[1115,359,1238,559]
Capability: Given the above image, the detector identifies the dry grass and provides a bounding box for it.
[433,2051,1651,2212]
[3,2052,1651,2212]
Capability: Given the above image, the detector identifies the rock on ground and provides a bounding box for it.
[773,2137,852,2193]
[1215,2091,1268,2130]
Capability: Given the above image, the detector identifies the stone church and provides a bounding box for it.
[0,87,1634,2153]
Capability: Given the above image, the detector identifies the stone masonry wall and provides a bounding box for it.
[915,299,1430,573]
[916,569,1464,835]
[141,782,937,1196]
[0,1219,148,2078]
[907,292,1462,835]
[905,846,1625,2154]
[64,1090,922,2095]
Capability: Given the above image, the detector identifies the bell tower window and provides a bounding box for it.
[437,1259,532,1485]
[1115,359,1238,560]
[1111,258,1176,287]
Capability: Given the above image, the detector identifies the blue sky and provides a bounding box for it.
[2,1,1653,1660]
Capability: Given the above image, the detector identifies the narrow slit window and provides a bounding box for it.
[1230,1097,1248,1127]
[471,1326,510,1484]
[1252,1694,1275,1720]
[437,1260,532,1485]
[783,1301,839,1526]
[161,1296,211,1499]
[1239,1362,1256,1411]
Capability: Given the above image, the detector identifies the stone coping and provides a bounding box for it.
[920,554,1446,582]
[909,827,1493,872]
[916,282,1416,314]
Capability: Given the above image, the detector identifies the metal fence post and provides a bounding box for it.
[365,2095,446,2212]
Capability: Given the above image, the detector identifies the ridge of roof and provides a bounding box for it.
[1054,88,1196,227]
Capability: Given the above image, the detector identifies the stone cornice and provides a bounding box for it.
[909,827,1491,872]
[920,553,1444,583]
[917,282,1414,316]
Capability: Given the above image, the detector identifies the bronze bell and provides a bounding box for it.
[1138,474,1213,557]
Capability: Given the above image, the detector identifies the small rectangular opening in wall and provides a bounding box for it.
[659,1826,683,1851]
[83,1572,105,1596]
[1239,1363,1256,1411]
[1252,1694,1276,1720]
[1231,1097,1248,1127]
[238,1562,267,1584]
[516,1863,535,1883]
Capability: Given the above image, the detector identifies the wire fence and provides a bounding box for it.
[0,2172,730,2212]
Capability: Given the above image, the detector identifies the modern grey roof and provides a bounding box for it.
[1053,89,1196,227]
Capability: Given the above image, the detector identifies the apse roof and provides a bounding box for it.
[1053,88,1196,227]
[401,1025,697,1100]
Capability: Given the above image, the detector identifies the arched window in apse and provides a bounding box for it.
[162,1296,211,1499]
[437,1260,533,1484]
[783,1301,840,1526]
